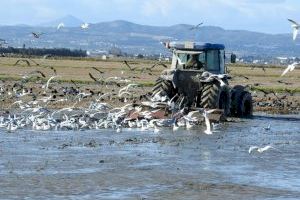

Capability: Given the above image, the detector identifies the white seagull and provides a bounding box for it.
[202,109,217,135]
[281,62,298,77]
[45,75,60,91]
[248,145,275,154]
[81,23,89,30]
[288,19,300,41]
[57,22,65,30]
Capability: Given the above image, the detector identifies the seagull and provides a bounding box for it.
[189,22,203,30]
[57,22,65,30]
[264,123,271,131]
[50,66,57,76]
[202,109,217,135]
[173,121,179,131]
[248,145,275,154]
[201,72,229,87]
[141,62,168,74]
[118,91,132,98]
[277,80,293,85]
[81,23,89,30]
[89,73,99,83]
[288,19,300,40]
[31,32,44,39]
[7,122,18,132]
[22,70,46,80]
[118,83,139,95]
[92,67,105,74]
[123,60,138,71]
[45,75,60,91]
[14,59,31,66]
[281,62,298,77]
[43,54,51,59]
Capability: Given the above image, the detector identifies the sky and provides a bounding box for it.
[1,0,300,33]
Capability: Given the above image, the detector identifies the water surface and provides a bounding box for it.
[0,113,299,199]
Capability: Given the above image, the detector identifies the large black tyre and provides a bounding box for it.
[152,78,177,99]
[231,85,253,117]
[200,82,231,116]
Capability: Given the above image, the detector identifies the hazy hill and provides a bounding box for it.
[0,19,298,57]
[39,15,83,27]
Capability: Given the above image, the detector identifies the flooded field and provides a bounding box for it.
[0,113,300,200]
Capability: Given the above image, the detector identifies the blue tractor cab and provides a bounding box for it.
[165,41,226,74]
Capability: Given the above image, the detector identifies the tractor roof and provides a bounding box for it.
[166,41,225,51]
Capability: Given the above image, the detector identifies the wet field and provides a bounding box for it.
[0,113,300,200]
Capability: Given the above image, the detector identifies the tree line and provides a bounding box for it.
[0,47,87,57]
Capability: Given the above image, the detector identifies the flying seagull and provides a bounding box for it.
[14,59,31,66]
[288,19,300,41]
[22,70,46,80]
[31,32,44,39]
[92,67,105,74]
[248,145,275,154]
[281,62,298,77]
[57,22,65,30]
[123,60,138,71]
[189,22,203,30]
[45,75,60,91]
[140,63,159,74]
[81,23,89,30]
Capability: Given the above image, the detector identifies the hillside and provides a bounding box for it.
[0,19,298,57]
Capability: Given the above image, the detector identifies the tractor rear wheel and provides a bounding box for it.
[200,82,231,116]
[231,85,253,117]
[152,78,177,100]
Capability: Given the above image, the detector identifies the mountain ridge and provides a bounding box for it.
[0,19,297,57]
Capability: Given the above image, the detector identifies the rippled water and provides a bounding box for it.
[0,113,300,199]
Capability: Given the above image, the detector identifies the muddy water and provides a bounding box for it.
[0,113,300,200]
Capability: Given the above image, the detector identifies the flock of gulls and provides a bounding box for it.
[31,21,89,39]
[0,56,223,136]
[0,19,299,156]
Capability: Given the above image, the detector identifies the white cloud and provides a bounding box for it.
[141,0,173,17]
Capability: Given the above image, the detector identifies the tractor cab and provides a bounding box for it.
[166,41,226,74]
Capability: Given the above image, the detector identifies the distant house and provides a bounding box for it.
[0,39,8,48]
[164,57,171,62]
[102,55,107,60]
[276,57,289,65]
[87,50,108,58]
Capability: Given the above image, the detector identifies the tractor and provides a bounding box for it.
[152,41,253,117]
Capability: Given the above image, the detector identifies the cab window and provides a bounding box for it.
[206,50,220,71]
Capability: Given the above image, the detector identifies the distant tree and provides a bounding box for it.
[137,54,144,59]
[0,47,87,57]
[109,47,122,57]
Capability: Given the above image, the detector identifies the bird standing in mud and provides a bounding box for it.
[201,109,217,135]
